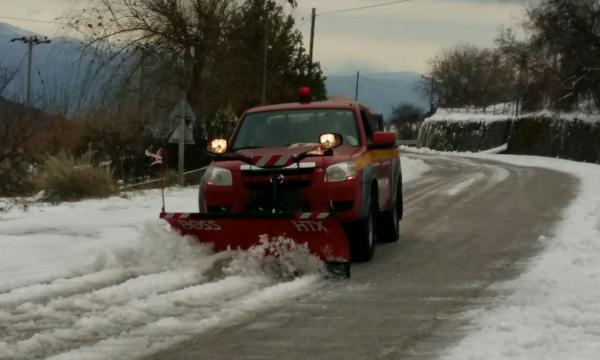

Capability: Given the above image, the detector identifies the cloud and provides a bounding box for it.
[2,0,533,75]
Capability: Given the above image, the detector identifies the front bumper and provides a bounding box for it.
[203,166,362,223]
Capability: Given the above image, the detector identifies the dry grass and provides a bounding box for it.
[34,150,117,202]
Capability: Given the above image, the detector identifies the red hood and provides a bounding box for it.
[214,145,359,170]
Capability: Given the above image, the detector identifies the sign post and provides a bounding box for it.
[168,99,197,184]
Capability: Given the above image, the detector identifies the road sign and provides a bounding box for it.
[168,99,197,145]
[168,122,195,144]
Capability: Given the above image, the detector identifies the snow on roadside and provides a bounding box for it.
[401,154,431,183]
[0,188,199,292]
[441,154,600,360]
[480,143,508,154]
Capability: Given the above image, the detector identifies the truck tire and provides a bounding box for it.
[378,181,402,243]
[349,194,377,262]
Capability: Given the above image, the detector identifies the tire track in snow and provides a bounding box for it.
[0,249,234,308]
[403,155,511,205]
[46,275,321,360]
[1,269,208,343]
[0,274,275,360]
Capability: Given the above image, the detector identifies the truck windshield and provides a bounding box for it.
[232,109,359,149]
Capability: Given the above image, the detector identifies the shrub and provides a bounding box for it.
[34,149,117,202]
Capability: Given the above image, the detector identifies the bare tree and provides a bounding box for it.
[65,0,320,182]
[525,0,600,110]
[0,61,18,97]
[389,103,424,140]
[425,44,516,109]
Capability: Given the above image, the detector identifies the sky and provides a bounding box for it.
[0,0,533,75]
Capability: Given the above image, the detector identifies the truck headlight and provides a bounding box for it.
[205,167,233,186]
[325,161,357,182]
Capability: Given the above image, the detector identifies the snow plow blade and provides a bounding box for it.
[160,212,351,278]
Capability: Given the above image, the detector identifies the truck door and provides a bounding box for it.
[360,107,392,210]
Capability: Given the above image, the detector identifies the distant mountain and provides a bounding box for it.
[1,22,428,118]
[0,22,106,113]
[326,72,428,119]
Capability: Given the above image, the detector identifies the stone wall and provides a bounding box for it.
[418,110,600,163]
[418,119,511,152]
[508,115,600,163]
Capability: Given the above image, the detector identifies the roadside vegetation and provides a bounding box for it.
[34,149,116,203]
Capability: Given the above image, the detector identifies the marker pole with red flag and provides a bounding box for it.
[160,150,165,213]
[145,148,166,212]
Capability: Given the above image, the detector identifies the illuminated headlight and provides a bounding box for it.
[325,161,357,182]
[205,167,233,186]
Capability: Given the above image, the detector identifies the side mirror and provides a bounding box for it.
[319,133,343,149]
[371,132,396,149]
[207,138,228,154]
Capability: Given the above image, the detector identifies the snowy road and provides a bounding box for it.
[0,153,587,359]
[142,154,578,360]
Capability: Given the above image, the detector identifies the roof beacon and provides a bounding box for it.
[298,86,312,104]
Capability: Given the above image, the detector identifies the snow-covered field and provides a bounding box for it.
[0,155,430,359]
[0,187,327,360]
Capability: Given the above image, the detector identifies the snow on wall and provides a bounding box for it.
[419,107,600,159]
[424,107,514,124]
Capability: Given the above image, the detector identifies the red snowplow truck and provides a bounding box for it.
[161,88,403,277]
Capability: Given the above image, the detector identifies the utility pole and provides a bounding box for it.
[137,47,146,118]
[179,46,192,185]
[309,7,316,71]
[421,74,435,114]
[354,71,360,101]
[261,7,270,105]
[10,35,51,108]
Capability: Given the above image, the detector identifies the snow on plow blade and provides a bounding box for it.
[160,212,351,277]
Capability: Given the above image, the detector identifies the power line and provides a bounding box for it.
[318,0,411,16]
[0,15,66,25]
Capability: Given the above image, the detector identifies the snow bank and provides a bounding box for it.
[529,110,600,124]
[480,143,508,154]
[441,154,600,360]
[401,155,431,183]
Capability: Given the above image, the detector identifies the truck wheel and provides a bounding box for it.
[378,182,402,243]
[349,195,377,262]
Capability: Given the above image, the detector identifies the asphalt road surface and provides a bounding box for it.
[145,153,577,360]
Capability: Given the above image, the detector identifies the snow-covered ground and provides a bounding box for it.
[0,155,429,359]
